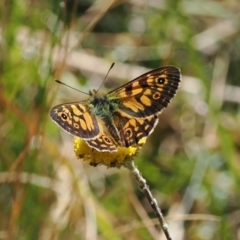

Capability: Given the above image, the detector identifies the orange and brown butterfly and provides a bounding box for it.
[50,66,181,152]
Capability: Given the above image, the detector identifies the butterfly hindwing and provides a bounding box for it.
[113,113,159,147]
[86,133,117,152]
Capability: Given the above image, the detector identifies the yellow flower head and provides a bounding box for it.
[74,137,146,168]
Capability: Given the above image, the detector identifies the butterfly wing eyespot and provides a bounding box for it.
[157,78,165,84]
[50,102,100,139]
[61,113,68,120]
[124,128,132,138]
[152,92,161,100]
[108,65,181,118]
[103,136,111,143]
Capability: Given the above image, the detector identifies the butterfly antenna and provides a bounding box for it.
[55,80,90,96]
[96,62,115,93]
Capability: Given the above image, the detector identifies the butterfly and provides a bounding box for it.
[50,66,181,152]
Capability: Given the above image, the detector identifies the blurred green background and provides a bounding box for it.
[1,0,240,239]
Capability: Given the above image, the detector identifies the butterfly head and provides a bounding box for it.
[89,89,97,97]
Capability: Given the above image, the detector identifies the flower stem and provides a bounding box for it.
[124,160,172,240]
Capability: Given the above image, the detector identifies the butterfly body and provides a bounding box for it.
[50,66,181,152]
[88,92,121,120]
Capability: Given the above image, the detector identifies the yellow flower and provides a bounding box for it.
[74,137,146,168]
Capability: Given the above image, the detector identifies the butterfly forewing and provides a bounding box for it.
[109,66,181,118]
[50,102,100,139]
